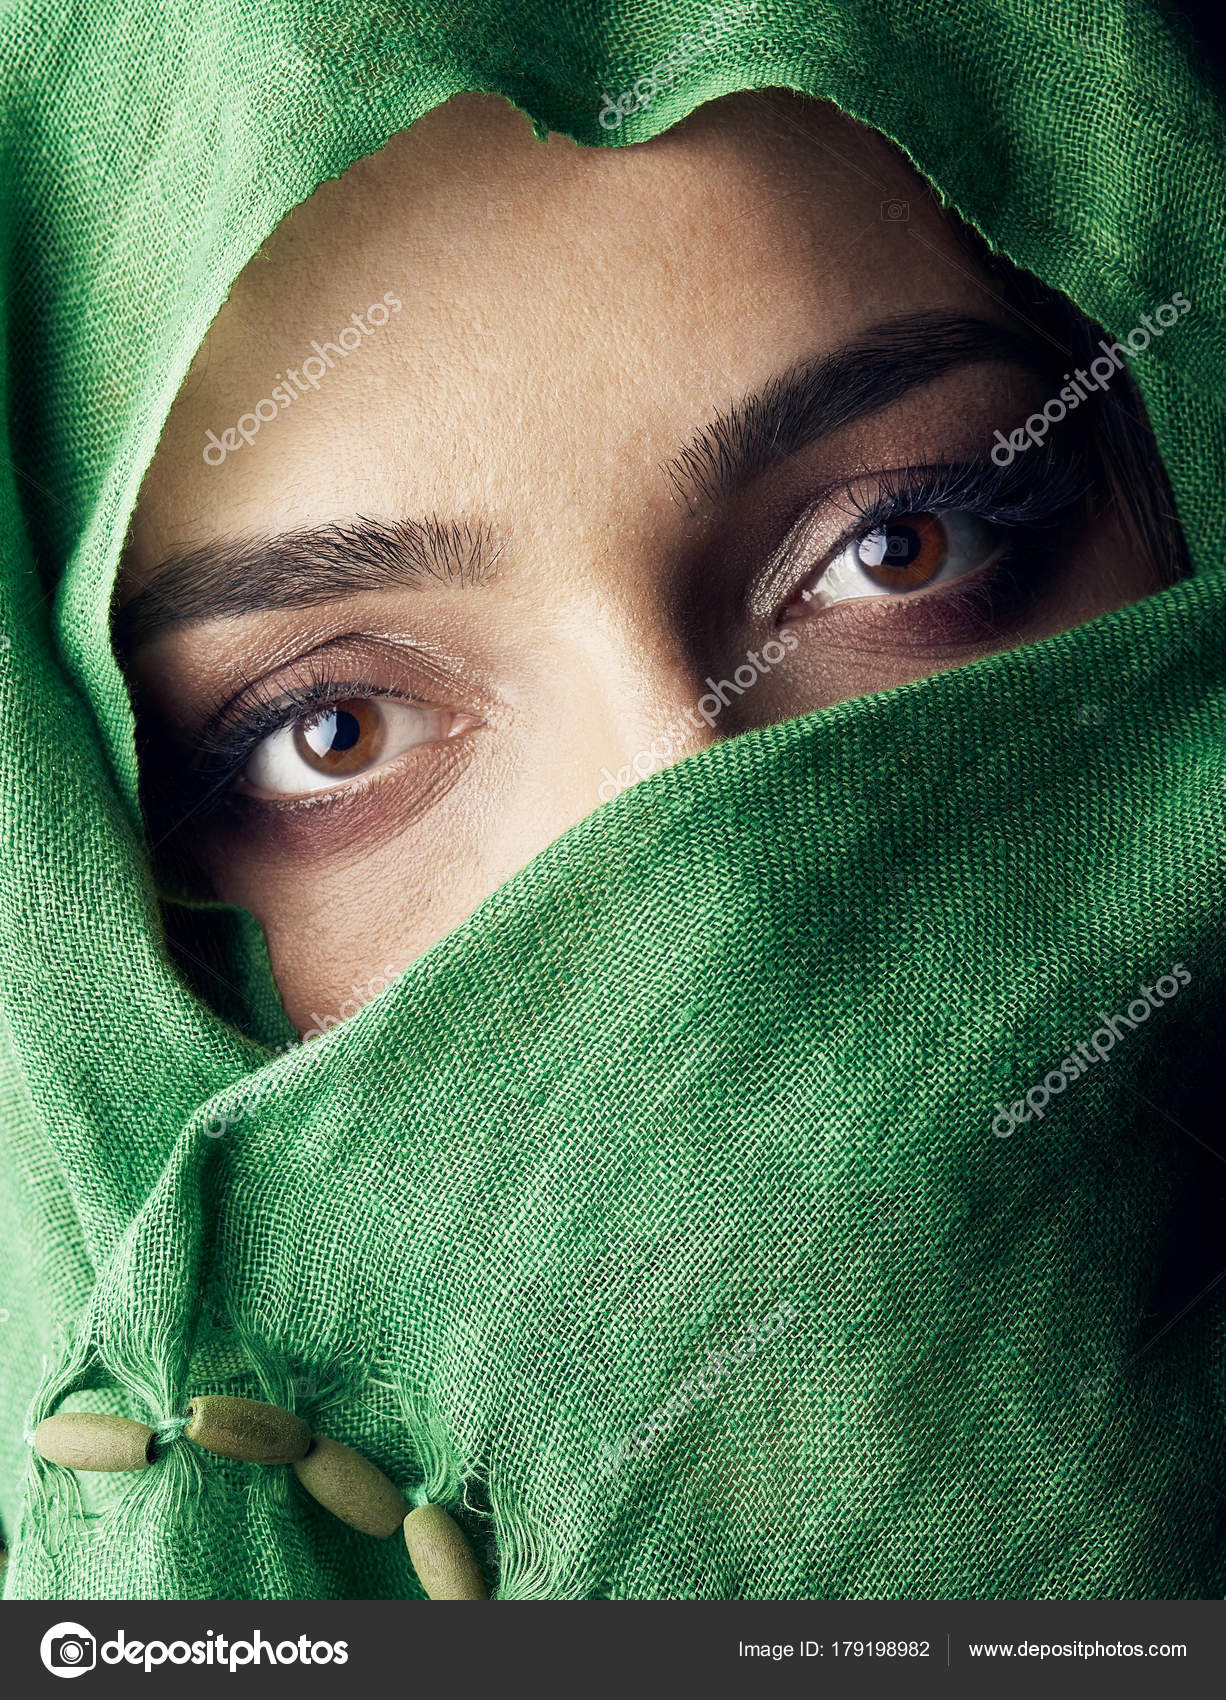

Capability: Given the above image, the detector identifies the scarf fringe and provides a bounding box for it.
[19,1315,590,1598]
[17,1308,202,1573]
[483,1459,589,1600]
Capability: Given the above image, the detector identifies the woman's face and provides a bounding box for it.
[120,91,1161,1034]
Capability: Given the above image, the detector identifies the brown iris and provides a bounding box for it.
[859,512,947,591]
[295,699,386,777]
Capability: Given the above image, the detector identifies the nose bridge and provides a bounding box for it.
[619,673,721,767]
[518,494,750,795]
[573,613,741,802]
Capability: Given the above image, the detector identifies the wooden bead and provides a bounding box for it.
[183,1395,310,1465]
[403,1503,488,1599]
[292,1436,409,1537]
[34,1413,155,1472]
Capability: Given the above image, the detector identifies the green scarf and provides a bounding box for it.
[2,0,1225,1599]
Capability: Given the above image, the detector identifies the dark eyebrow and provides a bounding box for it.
[661,312,1049,511]
[118,313,1044,649]
[115,515,503,649]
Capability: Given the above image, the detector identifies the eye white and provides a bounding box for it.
[802,511,1001,608]
[241,699,447,797]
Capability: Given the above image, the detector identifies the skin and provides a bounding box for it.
[119,90,1163,1035]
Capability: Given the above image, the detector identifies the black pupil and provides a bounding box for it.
[324,707,362,753]
[882,523,922,565]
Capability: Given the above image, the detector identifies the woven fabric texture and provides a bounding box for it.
[1,0,1225,1598]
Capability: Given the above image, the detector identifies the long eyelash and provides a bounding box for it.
[192,662,413,791]
[838,437,1091,543]
[143,663,425,839]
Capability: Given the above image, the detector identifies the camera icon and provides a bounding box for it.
[40,1621,96,1677]
[881,199,910,221]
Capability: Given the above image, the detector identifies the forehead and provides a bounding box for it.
[128,91,999,577]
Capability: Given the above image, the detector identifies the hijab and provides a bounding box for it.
[1,0,1224,1598]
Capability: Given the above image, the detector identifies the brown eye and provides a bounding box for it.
[857,512,947,590]
[296,699,385,777]
[786,508,1003,615]
[239,697,476,799]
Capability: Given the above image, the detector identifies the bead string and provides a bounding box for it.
[30,1396,487,1600]
[152,1413,190,1451]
